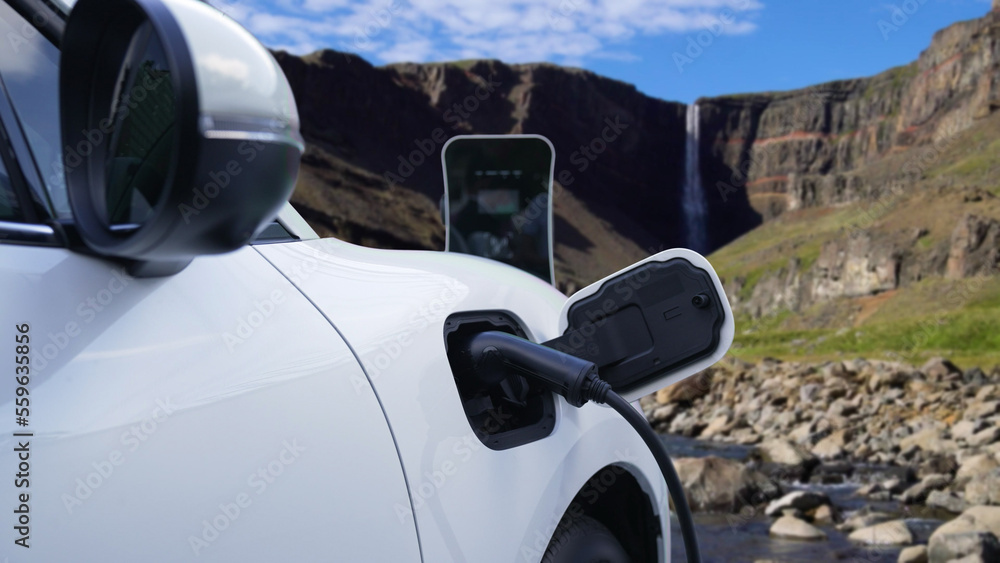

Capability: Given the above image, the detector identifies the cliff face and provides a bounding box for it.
[704,9,1000,322]
[274,6,1000,299]
[387,60,701,249]
[273,51,448,251]
[274,52,760,288]
[700,10,1000,223]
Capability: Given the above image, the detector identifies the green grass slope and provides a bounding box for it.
[711,113,1000,370]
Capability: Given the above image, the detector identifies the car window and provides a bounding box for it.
[0,2,67,219]
[0,153,17,221]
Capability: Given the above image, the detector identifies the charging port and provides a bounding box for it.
[444,311,556,450]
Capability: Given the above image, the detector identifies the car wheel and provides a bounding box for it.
[541,515,632,563]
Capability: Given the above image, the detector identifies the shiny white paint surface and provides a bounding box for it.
[277,202,319,241]
[259,238,670,563]
[560,248,735,402]
[9,2,691,556]
[0,245,420,561]
[161,0,299,129]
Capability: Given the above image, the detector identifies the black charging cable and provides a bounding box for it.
[465,331,701,563]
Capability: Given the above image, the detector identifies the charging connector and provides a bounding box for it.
[464,331,702,563]
[466,331,611,407]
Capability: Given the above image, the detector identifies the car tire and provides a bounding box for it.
[541,515,632,563]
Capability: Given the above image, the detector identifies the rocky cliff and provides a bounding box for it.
[701,8,1000,222]
[275,5,1000,312]
[699,8,1000,352]
[273,52,762,290]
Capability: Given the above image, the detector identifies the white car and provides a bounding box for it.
[0,0,733,561]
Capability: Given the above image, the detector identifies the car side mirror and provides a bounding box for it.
[545,249,734,401]
[60,0,304,276]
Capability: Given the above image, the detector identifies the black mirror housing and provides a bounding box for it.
[60,0,304,276]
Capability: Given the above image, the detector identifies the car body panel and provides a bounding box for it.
[0,244,421,561]
[258,238,670,562]
[0,0,675,558]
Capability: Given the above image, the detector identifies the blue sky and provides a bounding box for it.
[212,0,994,104]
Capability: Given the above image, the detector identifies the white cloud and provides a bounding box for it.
[218,0,764,64]
[378,37,437,62]
[301,0,351,10]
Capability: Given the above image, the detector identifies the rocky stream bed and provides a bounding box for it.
[646,357,1000,563]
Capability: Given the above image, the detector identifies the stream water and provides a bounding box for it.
[661,434,944,563]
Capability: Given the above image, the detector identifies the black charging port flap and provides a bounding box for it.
[546,258,726,396]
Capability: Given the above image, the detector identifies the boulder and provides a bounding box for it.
[799,383,822,403]
[952,419,987,441]
[921,357,961,381]
[812,430,850,460]
[929,506,1000,541]
[668,411,707,437]
[977,385,999,401]
[926,490,966,514]
[965,400,1000,421]
[900,474,952,504]
[698,414,732,440]
[788,422,813,444]
[899,427,956,456]
[769,514,826,541]
[673,456,782,513]
[897,545,927,563]
[728,427,762,445]
[839,509,895,532]
[764,490,831,517]
[968,426,1000,448]
[956,454,999,488]
[757,439,820,473]
[822,361,852,379]
[883,477,912,495]
[965,468,1000,506]
[868,369,910,392]
[828,398,859,418]
[649,403,678,423]
[927,531,1000,563]
[966,367,989,386]
[656,370,712,404]
[848,519,915,546]
[919,454,958,478]
[811,504,839,525]
[811,439,845,461]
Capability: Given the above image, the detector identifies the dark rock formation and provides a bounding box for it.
[947,214,1000,279]
[273,51,761,287]
[672,455,781,512]
[701,9,1000,221]
[272,5,1000,293]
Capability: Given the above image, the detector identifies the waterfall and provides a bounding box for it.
[683,103,708,253]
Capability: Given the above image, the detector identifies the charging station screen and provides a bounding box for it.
[444,137,553,283]
[476,188,520,215]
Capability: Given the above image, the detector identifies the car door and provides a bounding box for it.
[0,2,421,561]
